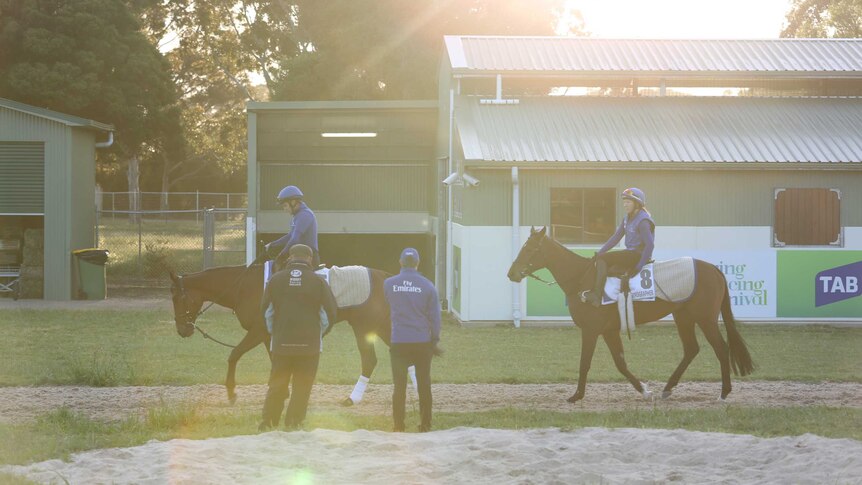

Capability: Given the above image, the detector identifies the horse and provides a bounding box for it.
[168,263,392,404]
[507,226,754,403]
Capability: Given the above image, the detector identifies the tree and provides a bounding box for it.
[275,0,577,100]
[781,0,862,38]
[0,0,184,210]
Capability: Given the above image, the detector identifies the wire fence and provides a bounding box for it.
[97,191,247,221]
[96,209,247,288]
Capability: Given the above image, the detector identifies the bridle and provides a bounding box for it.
[172,272,245,349]
[515,235,558,287]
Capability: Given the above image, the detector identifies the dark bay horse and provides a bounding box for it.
[169,264,392,403]
[507,227,754,403]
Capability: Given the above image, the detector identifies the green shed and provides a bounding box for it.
[0,97,113,300]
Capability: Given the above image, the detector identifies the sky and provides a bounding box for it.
[567,0,792,38]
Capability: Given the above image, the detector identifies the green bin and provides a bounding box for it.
[73,248,109,300]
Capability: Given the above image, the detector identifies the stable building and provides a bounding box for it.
[246,101,439,276]
[437,37,862,325]
[0,97,113,300]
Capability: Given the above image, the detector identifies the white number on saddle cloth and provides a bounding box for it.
[601,263,656,305]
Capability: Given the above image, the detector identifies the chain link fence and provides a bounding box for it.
[96,209,247,289]
[97,191,247,222]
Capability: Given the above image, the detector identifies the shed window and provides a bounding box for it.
[550,188,615,244]
[774,188,841,246]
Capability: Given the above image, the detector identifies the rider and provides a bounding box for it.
[582,187,655,307]
[265,185,320,268]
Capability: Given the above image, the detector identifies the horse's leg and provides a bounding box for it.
[662,311,699,399]
[226,328,268,404]
[697,318,732,400]
[602,329,649,398]
[342,325,378,407]
[567,328,600,403]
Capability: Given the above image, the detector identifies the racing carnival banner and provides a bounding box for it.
[777,251,862,318]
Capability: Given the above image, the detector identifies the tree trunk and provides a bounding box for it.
[127,154,141,224]
[160,158,171,212]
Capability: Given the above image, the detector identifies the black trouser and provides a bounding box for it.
[390,342,433,431]
[261,353,320,428]
[597,249,642,275]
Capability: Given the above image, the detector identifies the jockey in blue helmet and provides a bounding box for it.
[265,185,320,267]
[581,187,655,307]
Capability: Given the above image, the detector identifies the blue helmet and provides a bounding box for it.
[621,187,646,206]
[277,185,303,202]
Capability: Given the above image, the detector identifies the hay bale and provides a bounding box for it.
[18,265,43,299]
[24,229,44,249]
[22,229,44,266]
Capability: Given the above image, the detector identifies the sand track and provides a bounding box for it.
[1,381,859,423]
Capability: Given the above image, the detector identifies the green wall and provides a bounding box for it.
[456,167,862,228]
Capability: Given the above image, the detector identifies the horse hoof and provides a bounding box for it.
[228,395,237,405]
[661,390,672,400]
[341,398,354,407]
[566,394,583,403]
[718,395,728,403]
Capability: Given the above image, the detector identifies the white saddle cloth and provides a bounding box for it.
[264,262,372,309]
[601,257,696,305]
[319,265,372,309]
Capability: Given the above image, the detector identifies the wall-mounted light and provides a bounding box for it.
[321,132,378,138]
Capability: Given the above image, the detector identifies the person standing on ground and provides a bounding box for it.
[259,244,336,431]
[384,248,442,432]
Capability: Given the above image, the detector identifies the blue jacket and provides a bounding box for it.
[598,209,655,273]
[270,202,318,259]
[384,268,441,344]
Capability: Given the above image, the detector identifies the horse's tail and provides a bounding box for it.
[720,278,755,377]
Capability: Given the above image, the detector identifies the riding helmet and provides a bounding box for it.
[277,185,303,202]
[621,187,646,206]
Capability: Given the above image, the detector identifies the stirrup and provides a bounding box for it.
[580,290,601,306]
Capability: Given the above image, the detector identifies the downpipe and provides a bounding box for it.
[511,166,521,328]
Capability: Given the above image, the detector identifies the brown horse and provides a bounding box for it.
[168,264,392,404]
[507,226,754,403]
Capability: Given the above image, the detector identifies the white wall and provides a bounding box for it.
[455,225,862,323]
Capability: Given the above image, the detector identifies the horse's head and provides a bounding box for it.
[508,226,553,283]
[169,271,201,338]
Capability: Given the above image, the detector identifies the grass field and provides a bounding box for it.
[0,308,860,386]
[0,307,860,469]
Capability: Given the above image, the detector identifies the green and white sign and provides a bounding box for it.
[777,251,862,318]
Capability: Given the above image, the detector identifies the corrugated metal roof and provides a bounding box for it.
[248,100,437,111]
[0,97,113,131]
[444,36,862,75]
[456,96,862,164]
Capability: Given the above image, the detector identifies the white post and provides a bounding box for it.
[512,167,521,328]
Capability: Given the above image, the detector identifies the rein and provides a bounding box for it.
[174,266,253,349]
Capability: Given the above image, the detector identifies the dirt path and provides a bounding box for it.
[1,381,859,424]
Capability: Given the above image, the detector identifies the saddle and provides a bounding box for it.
[264,261,371,309]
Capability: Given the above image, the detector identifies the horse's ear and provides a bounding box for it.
[539,226,547,235]
[530,226,539,235]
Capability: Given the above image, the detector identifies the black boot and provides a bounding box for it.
[583,259,607,307]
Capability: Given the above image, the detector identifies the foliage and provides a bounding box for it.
[781,0,862,38]
[0,0,184,173]
[276,0,578,100]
